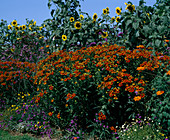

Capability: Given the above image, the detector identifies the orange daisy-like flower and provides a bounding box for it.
[136,45,145,49]
[48,112,53,116]
[110,126,117,132]
[166,70,170,75]
[136,67,145,71]
[49,86,53,90]
[165,40,169,43]
[57,113,60,119]
[133,96,141,101]
[156,91,164,96]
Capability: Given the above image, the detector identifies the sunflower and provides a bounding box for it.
[103,9,107,15]
[116,7,121,15]
[15,26,19,30]
[74,21,81,29]
[62,35,67,41]
[116,16,120,23]
[111,17,115,21]
[93,13,98,21]
[33,21,36,25]
[11,20,17,26]
[125,4,135,12]
[106,7,109,14]
[39,27,43,31]
[101,32,108,38]
[70,17,74,22]
[22,25,26,30]
[80,15,84,20]
[124,2,128,6]
[8,25,12,30]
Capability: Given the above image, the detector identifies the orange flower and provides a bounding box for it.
[40,92,44,97]
[57,113,60,119]
[49,86,53,90]
[51,99,54,102]
[114,96,118,100]
[156,91,164,96]
[136,45,145,49]
[46,45,49,48]
[110,126,117,132]
[136,67,145,71]
[166,70,170,75]
[165,40,169,43]
[1,83,6,86]
[133,96,141,101]
[48,112,53,116]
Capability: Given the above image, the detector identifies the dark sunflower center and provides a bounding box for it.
[13,22,16,24]
[128,6,133,11]
[117,9,120,13]
[76,23,80,27]
[94,15,97,19]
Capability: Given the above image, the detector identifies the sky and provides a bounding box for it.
[0,0,157,26]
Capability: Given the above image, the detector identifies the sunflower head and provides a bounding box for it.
[103,9,107,15]
[80,15,84,20]
[11,20,17,26]
[126,4,135,12]
[22,25,26,30]
[70,17,74,22]
[8,25,12,30]
[101,32,108,38]
[15,26,19,30]
[116,7,121,15]
[39,27,43,31]
[33,21,36,25]
[116,16,120,23]
[111,17,115,21]
[74,21,81,29]
[62,35,67,41]
[106,7,109,14]
[93,13,98,20]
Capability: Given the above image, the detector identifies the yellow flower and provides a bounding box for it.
[126,4,135,12]
[70,17,74,22]
[93,13,98,21]
[38,26,42,31]
[106,7,109,14]
[15,26,19,30]
[33,21,36,25]
[147,13,150,16]
[116,7,121,15]
[124,2,128,6]
[116,16,120,23]
[80,15,84,20]
[8,25,12,30]
[101,32,108,38]
[103,9,107,15]
[74,21,81,29]
[111,17,115,21]
[11,20,17,26]
[29,27,32,31]
[62,35,67,41]
[22,25,26,30]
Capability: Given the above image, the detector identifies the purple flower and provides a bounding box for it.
[105,38,107,42]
